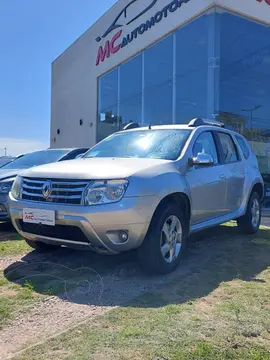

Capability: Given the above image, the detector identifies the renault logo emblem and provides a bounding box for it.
[42,180,52,199]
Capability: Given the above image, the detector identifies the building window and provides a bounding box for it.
[175,14,210,124]
[217,10,270,178]
[97,14,213,140]
[144,35,173,126]
[119,54,142,130]
[98,69,119,142]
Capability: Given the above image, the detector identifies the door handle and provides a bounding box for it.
[219,174,227,180]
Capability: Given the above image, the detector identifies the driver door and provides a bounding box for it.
[186,131,227,225]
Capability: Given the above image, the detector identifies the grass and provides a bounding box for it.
[9,222,270,360]
[0,271,42,329]
[0,263,77,328]
[0,239,31,256]
[0,221,29,256]
[0,231,40,328]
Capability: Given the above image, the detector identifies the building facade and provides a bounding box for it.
[51,0,270,199]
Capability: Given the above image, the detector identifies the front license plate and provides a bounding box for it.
[23,208,55,226]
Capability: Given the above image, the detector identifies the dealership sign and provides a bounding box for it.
[96,0,191,66]
[256,0,270,5]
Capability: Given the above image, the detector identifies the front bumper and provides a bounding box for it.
[9,194,159,253]
[0,193,10,221]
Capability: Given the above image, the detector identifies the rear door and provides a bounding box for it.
[187,131,228,225]
[216,132,245,213]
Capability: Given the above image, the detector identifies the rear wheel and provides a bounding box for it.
[25,238,61,252]
[237,192,261,234]
[137,203,188,274]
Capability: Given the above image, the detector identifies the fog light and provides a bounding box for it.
[119,231,128,242]
[0,205,7,214]
[106,230,129,244]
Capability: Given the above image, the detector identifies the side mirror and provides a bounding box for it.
[189,153,214,167]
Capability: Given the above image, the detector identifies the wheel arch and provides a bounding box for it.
[151,192,191,234]
[251,182,264,202]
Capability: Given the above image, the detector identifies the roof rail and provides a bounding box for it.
[123,122,140,130]
[188,118,225,128]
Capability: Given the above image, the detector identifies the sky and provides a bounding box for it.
[0,0,116,156]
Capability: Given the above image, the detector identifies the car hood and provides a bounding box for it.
[20,158,171,180]
[0,169,21,181]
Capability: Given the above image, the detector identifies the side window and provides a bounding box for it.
[235,136,250,159]
[218,133,239,163]
[193,132,218,164]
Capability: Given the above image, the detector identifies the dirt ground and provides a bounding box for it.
[0,221,269,359]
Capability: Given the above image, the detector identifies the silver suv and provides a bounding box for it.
[9,119,264,274]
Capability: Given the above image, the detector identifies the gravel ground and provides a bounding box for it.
[0,221,269,359]
[0,246,194,359]
[0,222,15,242]
[261,217,270,227]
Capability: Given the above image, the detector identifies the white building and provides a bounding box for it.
[51,0,270,178]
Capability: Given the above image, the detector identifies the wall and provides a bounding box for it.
[50,0,270,148]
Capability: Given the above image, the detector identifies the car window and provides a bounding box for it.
[218,132,238,163]
[1,150,69,169]
[235,136,250,159]
[84,129,191,161]
[193,132,218,164]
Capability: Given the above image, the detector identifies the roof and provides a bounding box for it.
[122,124,190,131]
[120,124,235,133]
[119,118,238,133]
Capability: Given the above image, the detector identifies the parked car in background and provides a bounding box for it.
[0,154,26,168]
[15,153,25,160]
[0,157,16,168]
[9,119,263,274]
[75,151,88,159]
[0,148,88,221]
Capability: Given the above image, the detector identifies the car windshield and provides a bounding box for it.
[84,129,191,160]
[1,150,69,169]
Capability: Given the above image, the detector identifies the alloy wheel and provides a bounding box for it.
[251,198,260,228]
[160,215,182,263]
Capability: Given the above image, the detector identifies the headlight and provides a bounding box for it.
[84,180,129,206]
[11,176,22,199]
[0,178,16,194]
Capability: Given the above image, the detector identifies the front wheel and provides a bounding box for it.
[237,192,261,234]
[137,203,188,274]
[25,238,61,252]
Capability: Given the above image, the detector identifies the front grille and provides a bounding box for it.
[19,221,89,243]
[21,177,90,205]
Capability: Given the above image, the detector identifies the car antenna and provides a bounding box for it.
[149,123,152,130]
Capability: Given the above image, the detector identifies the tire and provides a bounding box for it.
[25,238,61,252]
[137,202,188,274]
[237,192,261,234]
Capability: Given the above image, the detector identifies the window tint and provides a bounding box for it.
[235,136,250,159]
[193,132,218,164]
[218,133,238,163]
